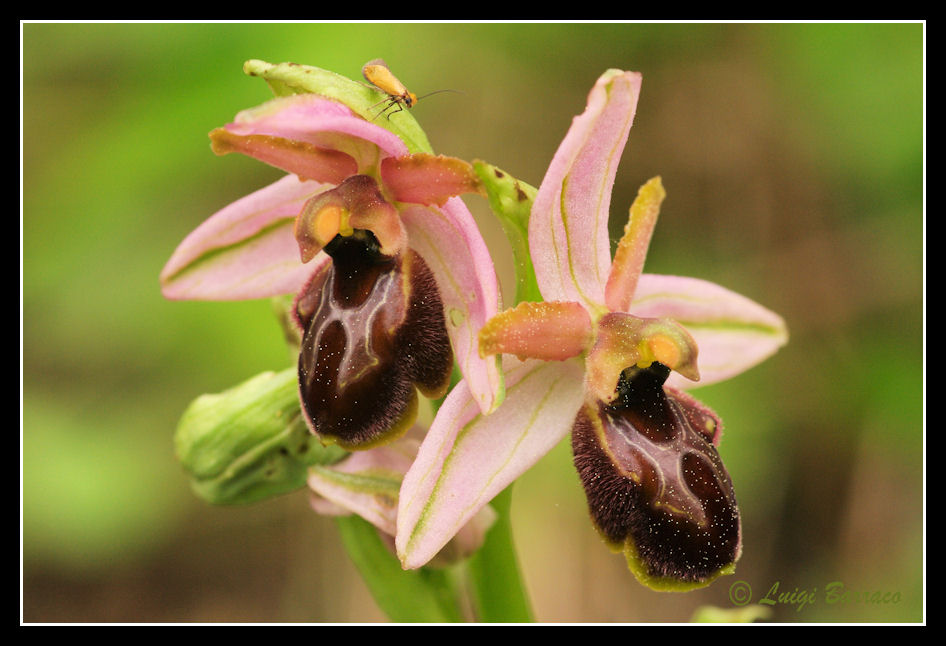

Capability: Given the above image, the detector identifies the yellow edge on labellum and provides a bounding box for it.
[620,539,736,593]
[328,391,420,453]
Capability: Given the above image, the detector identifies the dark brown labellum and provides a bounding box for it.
[295,232,452,450]
[571,364,741,588]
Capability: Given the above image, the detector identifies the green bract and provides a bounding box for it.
[472,161,542,305]
[243,59,434,155]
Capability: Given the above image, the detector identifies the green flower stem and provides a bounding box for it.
[335,515,466,622]
[347,362,533,622]
[466,486,534,622]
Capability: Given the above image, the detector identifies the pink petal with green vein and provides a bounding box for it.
[225,94,408,159]
[161,175,328,300]
[529,70,642,312]
[210,129,357,186]
[399,198,504,414]
[396,357,585,569]
[629,273,789,389]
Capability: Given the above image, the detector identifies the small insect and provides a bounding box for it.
[361,59,456,120]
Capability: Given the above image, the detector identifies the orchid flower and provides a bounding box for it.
[161,87,503,451]
[396,70,788,590]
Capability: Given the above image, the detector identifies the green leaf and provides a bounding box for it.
[242,59,433,155]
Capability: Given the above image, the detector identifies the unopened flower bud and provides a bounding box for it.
[174,368,346,505]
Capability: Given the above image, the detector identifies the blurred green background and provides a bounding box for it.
[22,22,924,623]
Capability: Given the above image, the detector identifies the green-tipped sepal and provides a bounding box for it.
[174,368,346,505]
[242,59,433,155]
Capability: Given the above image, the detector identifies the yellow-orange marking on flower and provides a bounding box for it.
[314,204,351,246]
[645,333,682,370]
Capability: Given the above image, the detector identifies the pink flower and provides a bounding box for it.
[396,70,788,589]
[161,93,504,449]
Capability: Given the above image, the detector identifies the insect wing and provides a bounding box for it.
[362,59,409,98]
